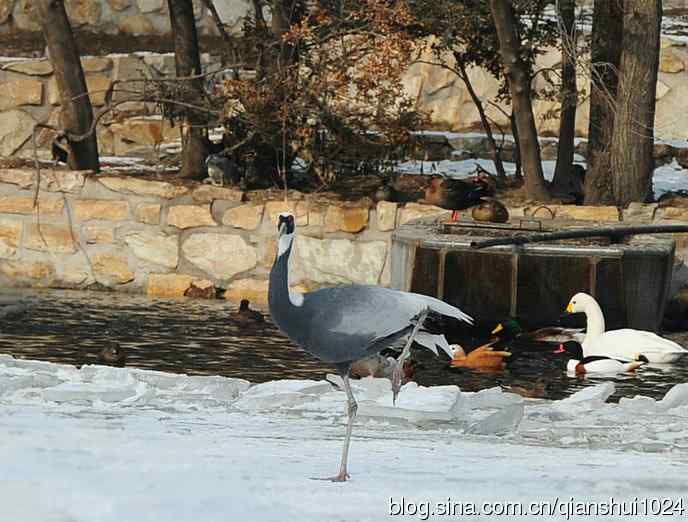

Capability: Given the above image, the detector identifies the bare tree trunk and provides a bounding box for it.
[511,112,522,179]
[168,0,210,179]
[37,0,99,171]
[488,0,550,200]
[455,58,507,181]
[551,0,577,194]
[609,0,662,205]
[584,0,624,204]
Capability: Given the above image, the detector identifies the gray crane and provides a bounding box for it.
[268,212,473,482]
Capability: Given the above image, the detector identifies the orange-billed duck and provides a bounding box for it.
[449,341,510,371]
[555,341,648,375]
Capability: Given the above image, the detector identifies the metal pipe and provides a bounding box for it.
[470,224,688,249]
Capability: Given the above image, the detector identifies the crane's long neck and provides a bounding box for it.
[268,241,302,337]
[583,298,606,340]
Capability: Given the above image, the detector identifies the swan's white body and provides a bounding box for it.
[566,358,644,375]
[566,292,687,363]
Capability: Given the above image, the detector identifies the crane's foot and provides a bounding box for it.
[311,471,350,482]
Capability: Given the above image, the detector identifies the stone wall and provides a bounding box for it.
[0,168,452,303]
[4,168,688,306]
[0,0,250,36]
[403,37,688,140]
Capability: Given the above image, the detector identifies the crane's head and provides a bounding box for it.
[277,212,296,256]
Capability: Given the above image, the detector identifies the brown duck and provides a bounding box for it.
[471,197,509,223]
[425,175,495,221]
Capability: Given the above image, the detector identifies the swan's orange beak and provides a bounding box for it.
[565,302,574,313]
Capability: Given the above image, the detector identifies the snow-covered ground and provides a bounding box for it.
[3,355,688,521]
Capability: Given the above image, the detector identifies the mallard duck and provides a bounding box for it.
[449,341,510,371]
[565,293,687,363]
[471,197,509,223]
[424,175,494,221]
[492,319,585,345]
[555,341,648,375]
[97,342,127,368]
[234,299,264,323]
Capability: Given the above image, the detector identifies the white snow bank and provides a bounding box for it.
[3,355,688,521]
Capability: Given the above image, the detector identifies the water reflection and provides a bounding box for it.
[0,288,686,401]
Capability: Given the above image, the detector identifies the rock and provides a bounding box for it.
[1,60,53,76]
[0,219,22,259]
[0,110,36,156]
[0,260,55,282]
[533,204,620,222]
[137,0,164,13]
[399,202,448,225]
[82,224,115,244]
[23,224,77,254]
[0,169,87,194]
[656,80,671,100]
[676,148,688,169]
[0,196,64,216]
[0,0,15,24]
[106,0,130,10]
[73,200,129,222]
[147,274,194,298]
[84,74,111,106]
[109,117,176,146]
[257,239,277,268]
[0,79,43,110]
[182,233,257,279]
[623,203,659,223]
[135,203,161,225]
[185,279,216,299]
[264,201,308,225]
[222,204,264,230]
[308,206,325,227]
[656,207,688,221]
[65,0,102,26]
[167,205,217,229]
[91,253,135,285]
[324,205,369,233]
[224,278,269,306]
[191,185,243,203]
[660,49,685,73]
[81,57,112,73]
[118,13,156,35]
[124,231,178,268]
[99,176,188,199]
[13,0,40,31]
[293,236,387,285]
[376,201,397,231]
[57,256,93,286]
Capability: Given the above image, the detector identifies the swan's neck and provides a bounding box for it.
[583,299,606,340]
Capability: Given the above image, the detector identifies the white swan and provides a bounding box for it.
[565,292,687,363]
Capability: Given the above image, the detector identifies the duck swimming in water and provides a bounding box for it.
[97,342,127,368]
[555,341,648,375]
[449,341,511,372]
[234,299,264,323]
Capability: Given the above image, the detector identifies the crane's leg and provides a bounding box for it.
[314,372,358,482]
[392,308,429,405]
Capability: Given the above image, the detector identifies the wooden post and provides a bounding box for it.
[37,0,99,171]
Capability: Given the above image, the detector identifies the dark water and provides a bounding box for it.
[1,288,687,402]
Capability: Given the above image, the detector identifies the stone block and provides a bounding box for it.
[73,200,129,222]
[182,233,257,279]
[0,79,43,110]
[23,224,77,254]
[222,204,264,230]
[124,231,178,268]
[167,205,216,229]
[147,273,193,298]
[99,176,189,199]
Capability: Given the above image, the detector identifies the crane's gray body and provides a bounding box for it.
[269,240,472,369]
